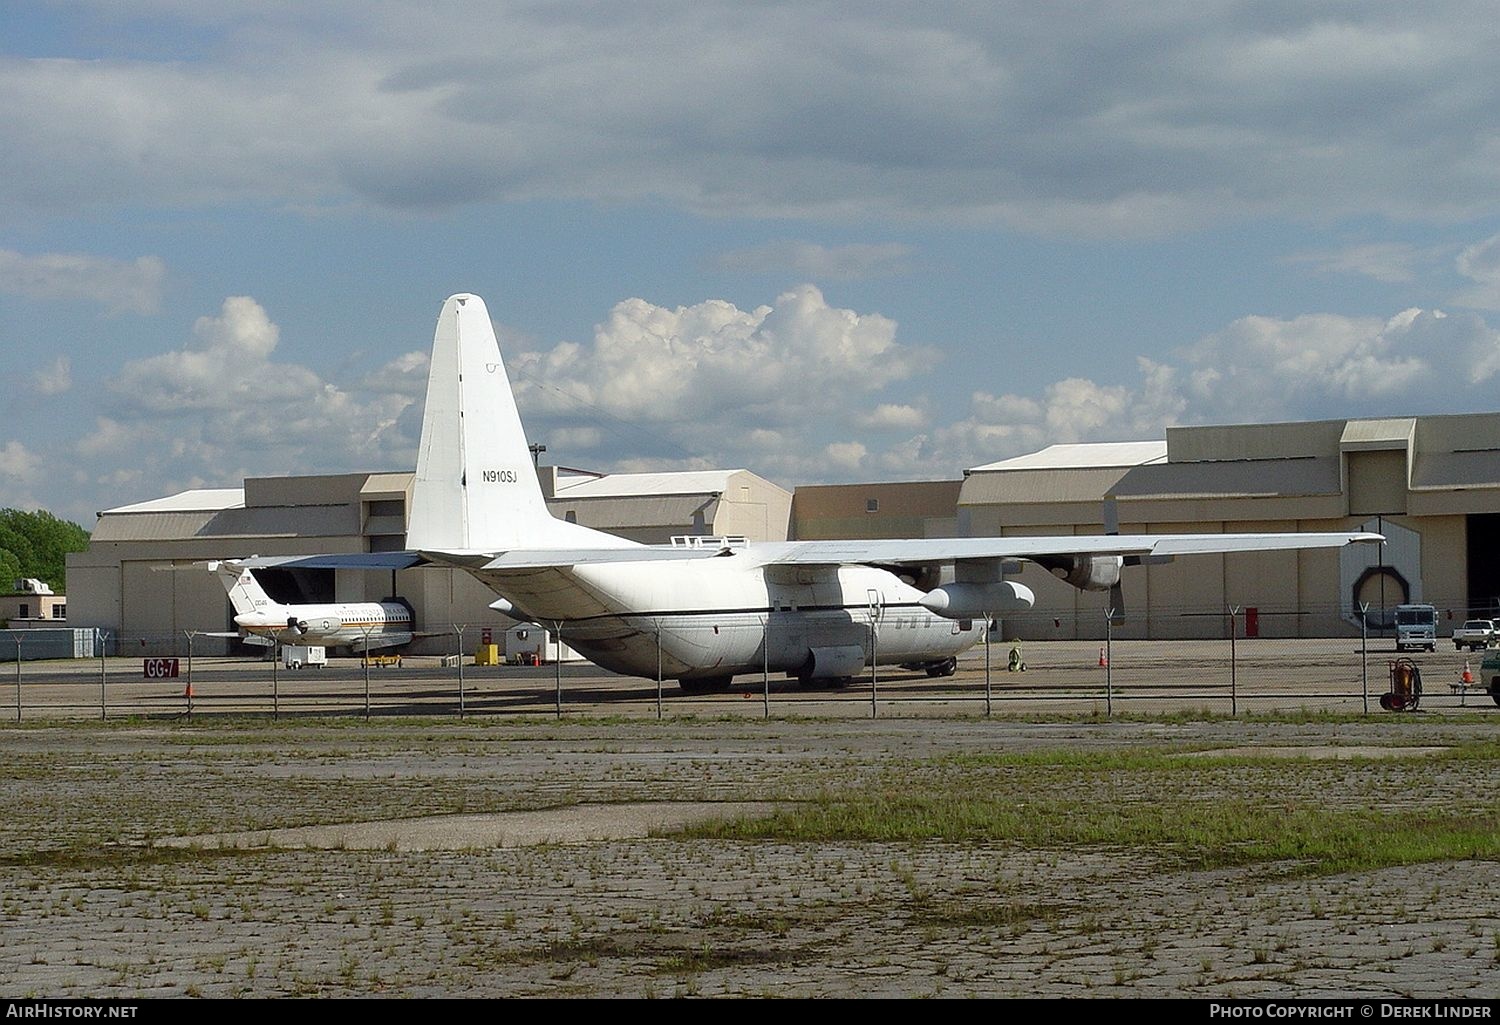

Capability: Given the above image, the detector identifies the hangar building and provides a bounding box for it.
[957,414,1500,639]
[64,411,1500,652]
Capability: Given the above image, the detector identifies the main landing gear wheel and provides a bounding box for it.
[925,657,959,678]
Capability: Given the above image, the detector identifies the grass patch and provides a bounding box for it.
[689,796,1500,874]
[681,743,1500,876]
[912,900,1065,929]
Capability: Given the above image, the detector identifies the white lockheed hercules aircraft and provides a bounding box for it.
[255,293,1381,692]
[208,560,414,651]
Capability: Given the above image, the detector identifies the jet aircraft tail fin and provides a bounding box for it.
[208,560,278,618]
[407,293,634,553]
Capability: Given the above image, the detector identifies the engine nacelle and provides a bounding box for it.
[1043,554,1123,592]
[919,581,1035,620]
[293,615,342,635]
[803,645,867,679]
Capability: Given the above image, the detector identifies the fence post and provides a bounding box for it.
[1229,605,1240,717]
[14,634,21,723]
[185,630,196,716]
[655,623,663,721]
[553,622,563,720]
[97,629,107,721]
[271,630,280,721]
[1360,602,1369,714]
[1105,609,1115,718]
[867,591,881,720]
[454,625,467,720]
[362,626,374,721]
[984,615,993,717]
[761,615,770,720]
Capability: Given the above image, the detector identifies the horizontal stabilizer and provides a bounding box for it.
[235,552,426,571]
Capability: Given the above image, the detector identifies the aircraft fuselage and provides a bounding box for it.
[234,600,414,651]
[473,555,981,682]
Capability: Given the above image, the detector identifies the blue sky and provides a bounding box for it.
[4,2,1500,526]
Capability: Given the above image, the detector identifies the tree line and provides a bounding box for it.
[0,509,90,593]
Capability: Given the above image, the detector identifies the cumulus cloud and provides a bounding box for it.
[903,306,1500,477]
[1284,243,1428,284]
[25,281,1500,510]
[512,285,925,433]
[853,403,927,430]
[495,287,1500,484]
[28,357,71,396]
[74,296,427,502]
[74,417,133,459]
[823,442,869,472]
[1455,233,1500,309]
[112,296,316,410]
[358,351,431,398]
[1175,308,1496,418]
[925,359,1188,473]
[4,6,1499,232]
[0,249,165,314]
[0,441,39,479]
[712,242,913,281]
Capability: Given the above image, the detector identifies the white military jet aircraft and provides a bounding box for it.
[358,293,1378,693]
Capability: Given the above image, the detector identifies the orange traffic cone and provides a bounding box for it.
[183,681,194,698]
[1461,661,1473,686]
[1098,646,1108,668]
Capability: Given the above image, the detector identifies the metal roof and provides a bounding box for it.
[91,501,358,543]
[104,488,245,515]
[1341,418,1416,449]
[91,511,226,543]
[359,472,413,497]
[968,441,1167,473]
[553,469,746,499]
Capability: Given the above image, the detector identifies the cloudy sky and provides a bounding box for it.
[5,2,1500,527]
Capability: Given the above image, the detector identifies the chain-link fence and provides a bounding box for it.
[4,605,1498,720]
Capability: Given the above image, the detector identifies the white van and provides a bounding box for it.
[1394,604,1437,652]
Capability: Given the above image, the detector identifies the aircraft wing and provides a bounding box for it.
[235,530,1382,578]
[749,531,1384,567]
[413,530,1382,574]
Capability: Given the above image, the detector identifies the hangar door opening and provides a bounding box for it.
[254,567,335,606]
[1466,514,1500,617]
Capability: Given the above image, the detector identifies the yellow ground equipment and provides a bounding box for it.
[1380,657,1422,711]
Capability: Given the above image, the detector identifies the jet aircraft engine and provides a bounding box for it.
[288,615,341,636]
[1040,554,1123,592]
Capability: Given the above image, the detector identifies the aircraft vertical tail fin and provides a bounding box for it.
[407,293,633,552]
[210,560,277,617]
